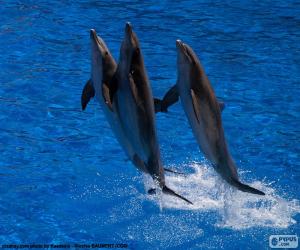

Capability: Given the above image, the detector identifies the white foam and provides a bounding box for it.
[144,162,300,230]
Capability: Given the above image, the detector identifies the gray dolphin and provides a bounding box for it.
[114,23,192,204]
[161,40,264,195]
[81,29,136,162]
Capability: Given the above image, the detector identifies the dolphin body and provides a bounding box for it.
[161,40,264,196]
[113,23,192,204]
[81,28,191,204]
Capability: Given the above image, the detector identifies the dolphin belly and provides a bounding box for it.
[88,78,137,163]
[179,86,218,164]
[116,84,148,165]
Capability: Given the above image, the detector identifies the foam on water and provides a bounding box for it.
[143,162,300,230]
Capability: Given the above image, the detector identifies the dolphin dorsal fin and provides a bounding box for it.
[190,89,201,123]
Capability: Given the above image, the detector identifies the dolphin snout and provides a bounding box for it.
[176,39,183,47]
[125,22,132,35]
[124,22,134,46]
[90,29,97,39]
[176,39,185,51]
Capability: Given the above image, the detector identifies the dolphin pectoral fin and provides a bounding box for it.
[218,101,225,111]
[159,84,179,112]
[129,74,142,107]
[153,85,179,113]
[164,168,185,175]
[231,178,265,195]
[162,185,193,205]
[102,83,113,111]
[190,89,201,123]
[109,75,118,105]
[81,79,95,111]
[153,98,172,113]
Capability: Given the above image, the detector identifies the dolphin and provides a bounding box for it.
[161,40,265,195]
[114,23,192,204]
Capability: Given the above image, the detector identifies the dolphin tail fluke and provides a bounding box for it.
[231,179,265,195]
[162,185,193,204]
[81,79,95,110]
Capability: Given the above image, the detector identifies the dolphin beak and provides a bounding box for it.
[90,29,97,41]
[176,39,182,47]
[90,29,101,47]
[125,22,132,35]
[124,22,134,45]
[176,39,186,56]
[176,39,184,50]
[90,29,104,51]
[176,39,192,63]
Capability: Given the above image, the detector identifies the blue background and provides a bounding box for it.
[0,0,299,249]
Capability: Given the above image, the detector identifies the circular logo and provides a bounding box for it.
[271,237,278,246]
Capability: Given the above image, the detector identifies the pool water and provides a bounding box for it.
[0,1,299,249]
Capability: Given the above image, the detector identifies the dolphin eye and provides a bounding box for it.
[105,51,108,56]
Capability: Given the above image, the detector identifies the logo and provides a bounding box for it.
[269,235,298,248]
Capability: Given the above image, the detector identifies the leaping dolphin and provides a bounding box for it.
[114,23,192,204]
[81,29,136,164]
[161,40,265,196]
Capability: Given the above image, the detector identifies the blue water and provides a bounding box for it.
[1,0,299,249]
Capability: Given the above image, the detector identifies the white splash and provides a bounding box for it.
[143,162,300,230]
